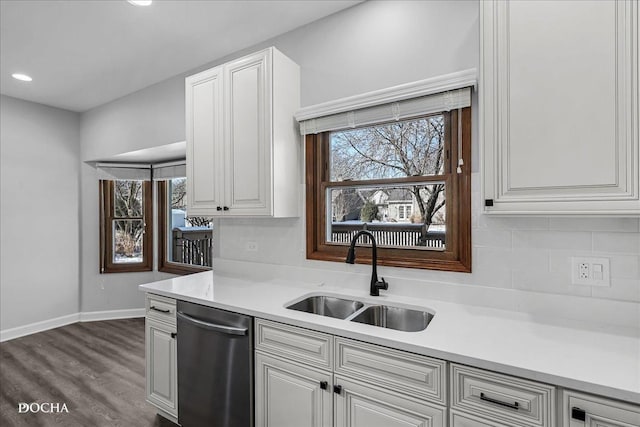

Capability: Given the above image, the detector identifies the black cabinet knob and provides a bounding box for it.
[333,385,342,394]
[319,381,328,390]
[170,332,177,339]
[223,206,229,211]
[216,206,222,211]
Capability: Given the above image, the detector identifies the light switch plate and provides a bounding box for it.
[571,257,610,286]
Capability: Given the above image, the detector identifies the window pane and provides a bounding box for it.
[114,180,143,217]
[327,183,446,250]
[330,115,445,181]
[113,219,144,263]
[168,178,213,267]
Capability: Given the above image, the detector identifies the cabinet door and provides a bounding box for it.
[481,0,639,214]
[450,410,511,427]
[563,390,640,427]
[224,49,272,215]
[334,376,445,427]
[255,352,332,427]
[186,66,224,216]
[145,319,178,417]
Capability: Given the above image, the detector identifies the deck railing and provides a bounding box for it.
[172,227,213,267]
[331,222,445,248]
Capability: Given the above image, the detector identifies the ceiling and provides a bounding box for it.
[98,141,186,163]
[0,0,359,112]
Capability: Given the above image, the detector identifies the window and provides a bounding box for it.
[99,179,153,273]
[397,204,412,221]
[306,108,471,271]
[157,178,212,275]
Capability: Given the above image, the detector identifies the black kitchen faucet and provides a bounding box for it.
[345,230,389,296]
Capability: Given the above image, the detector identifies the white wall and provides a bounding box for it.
[0,95,80,330]
[79,1,640,320]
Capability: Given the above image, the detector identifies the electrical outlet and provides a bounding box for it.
[578,263,589,279]
[571,257,610,286]
[246,241,258,252]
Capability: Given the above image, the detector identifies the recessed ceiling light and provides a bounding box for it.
[127,0,152,6]
[12,73,32,82]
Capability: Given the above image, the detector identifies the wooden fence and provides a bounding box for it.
[331,222,445,248]
[172,227,213,267]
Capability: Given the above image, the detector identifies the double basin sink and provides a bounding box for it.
[286,295,434,332]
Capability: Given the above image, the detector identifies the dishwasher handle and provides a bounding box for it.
[177,311,248,336]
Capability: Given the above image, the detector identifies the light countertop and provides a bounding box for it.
[139,270,640,404]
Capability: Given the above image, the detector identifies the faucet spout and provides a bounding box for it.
[345,230,389,296]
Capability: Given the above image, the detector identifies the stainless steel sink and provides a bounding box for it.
[350,305,434,332]
[287,295,364,319]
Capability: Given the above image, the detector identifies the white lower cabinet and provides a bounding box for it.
[450,410,511,427]
[145,295,178,422]
[335,375,445,427]
[255,352,332,427]
[562,389,640,427]
[254,319,447,427]
[450,364,556,427]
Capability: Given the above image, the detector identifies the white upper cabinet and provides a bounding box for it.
[186,66,224,215]
[481,0,639,215]
[186,47,300,217]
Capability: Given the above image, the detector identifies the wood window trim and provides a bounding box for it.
[305,107,471,272]
[156,181,211,275]
[99,180,153,273]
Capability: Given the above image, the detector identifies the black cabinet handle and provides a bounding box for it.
[216,206,222,211]
[223,206,229,211]
[150,306,170,313]
[333,385,342,395]
[319,381,328,390]
[571,407,586,421]
[170,332,177,339]
[480,392,519,410]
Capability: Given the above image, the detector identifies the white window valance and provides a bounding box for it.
[96,163,151,181]
[152,160,186,180]
[295,69,475,136]
[96,160,186,181]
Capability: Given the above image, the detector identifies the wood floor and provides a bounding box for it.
[0,318,178,427]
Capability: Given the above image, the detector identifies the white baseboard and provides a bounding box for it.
[79,308,145,322]
[1,309,145,342]
[0,313,79,343]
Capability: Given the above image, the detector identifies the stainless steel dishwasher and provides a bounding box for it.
[177,300,253,427]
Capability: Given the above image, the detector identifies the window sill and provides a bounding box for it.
[159,262,211,276]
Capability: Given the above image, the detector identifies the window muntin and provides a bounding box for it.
[157,178,212,275]
[100,179,152,273]
[306,108,471,272]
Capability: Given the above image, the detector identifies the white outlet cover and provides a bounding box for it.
[571,257,610,287]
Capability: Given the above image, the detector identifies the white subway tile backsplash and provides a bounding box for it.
[591,278,640,303]
[593,232,640,254]
[217,183,639,327]
[478,215,550,230]
[512,230,592,251]
[549,218,640,233]
[548,250,593,274]
[472,247,513,288]
[472,228,512,248]
[610,255,640,279]
[511,248,549,272]
[513,270,592,297]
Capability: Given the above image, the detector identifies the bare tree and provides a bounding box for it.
[330,116,446,241]
[171,178,187,210]
[114,180,144,258]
